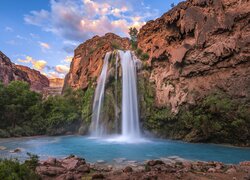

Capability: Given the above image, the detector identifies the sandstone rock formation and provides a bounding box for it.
[0,51,49,93]
[42,78,64,98]
[16,65,49,93]
[0,51,30,85]
[63,33,130,91]
[49,78,64,88]
[137,0,250,112]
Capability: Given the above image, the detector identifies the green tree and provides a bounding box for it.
[129,27,138,50]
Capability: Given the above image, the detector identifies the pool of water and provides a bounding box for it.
[0,135,249,164]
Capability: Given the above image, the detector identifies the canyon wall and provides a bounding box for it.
[63,33,130,91]
[16,65,49,93]
[0,51,30,85]
[0,51,49,93]
[138,0,250,112]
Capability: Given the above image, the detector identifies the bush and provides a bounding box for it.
[135,48,143,56]
[0,129,10,138]
[111,41,121,50]
[25,153,39,170]
[0,159,39,180]
[141,53,150,61]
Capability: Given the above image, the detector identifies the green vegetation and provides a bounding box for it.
[129,27,138,50]
[0,153,40,180]
[111,41,121,50]
[140,53,150,61]
[139,78,250,146]
[0,81,95,137]
[177,92,250,145]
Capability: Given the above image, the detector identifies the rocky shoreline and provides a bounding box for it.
[36,155,250,180]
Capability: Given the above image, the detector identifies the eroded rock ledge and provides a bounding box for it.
[138,0,250,112]
[63,33,130,91]
[36,155,250,180]
[0,51,49,93]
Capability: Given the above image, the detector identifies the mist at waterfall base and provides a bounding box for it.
[90,50,142,142]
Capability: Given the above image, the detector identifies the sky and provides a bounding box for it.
[0,0,183,79]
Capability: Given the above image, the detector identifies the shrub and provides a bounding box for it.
[135,48,143,56]
[25,153,39,170]
[0,159,39,180]
[141,53,150,61]
[0,129,10,138]
[111,41,121,50]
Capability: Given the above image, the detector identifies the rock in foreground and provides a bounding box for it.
[36,156,250,180]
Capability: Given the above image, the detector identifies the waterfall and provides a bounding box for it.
[90,52,111,136]
[119,50,141,138]
[114,53,119,134]
[90,50,141,140]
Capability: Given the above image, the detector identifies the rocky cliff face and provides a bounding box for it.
[43,78,64,98]
[16,65,49,93]
[0,51,30,85]
[49,78,64,88]
[137,0,250,112]
[63,33,130,91]
[0,51,49,93]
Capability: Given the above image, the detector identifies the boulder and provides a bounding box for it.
[208,168,216,173]
[240,161,250,166]
[226,167,237,174]
[92,173,105,179]
[147,160,165,166]
[123,166,133,173]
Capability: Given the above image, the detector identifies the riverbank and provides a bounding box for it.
[36,155,250,180]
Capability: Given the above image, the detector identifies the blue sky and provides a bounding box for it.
[0,0,183,78]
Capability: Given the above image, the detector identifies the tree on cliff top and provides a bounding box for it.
[129,27,138,50]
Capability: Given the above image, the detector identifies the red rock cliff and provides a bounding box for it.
[0,51,49,93]
[63,33,130,91]
[137,0,250,112]
[16,65,49,93]
[0,51,30,85]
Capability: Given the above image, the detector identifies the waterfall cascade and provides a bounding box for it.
[119,51,140,138]
[89,50,141,140]
[90,52,111,136]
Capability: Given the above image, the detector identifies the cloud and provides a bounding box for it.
[30,33,39,39]
[5,26,14,32]
[55,65,70,74]
[39,42,50,49]
[33,60,47,70]
[6,40,17,45]
[64,56,73,63]
[47,71,65,78]
[16,35,28,40]
[17,56,47,71]
[24,0,158,42]
[24,9,50,26]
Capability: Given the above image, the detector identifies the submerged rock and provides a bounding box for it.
[0,146,7,150]
[10,148,21,153]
